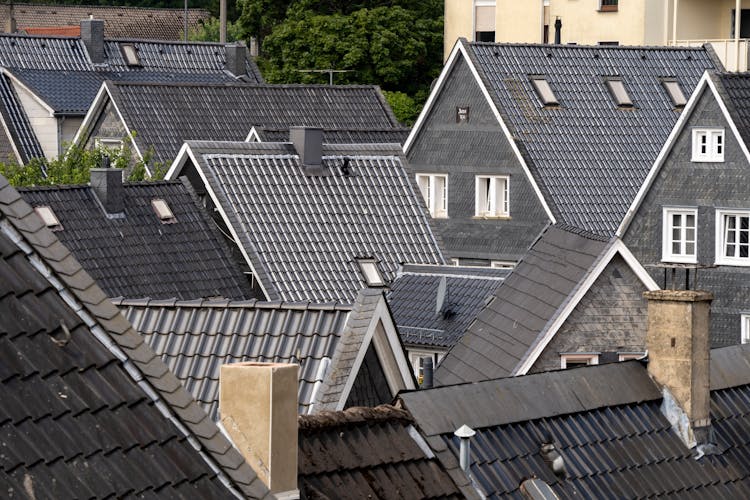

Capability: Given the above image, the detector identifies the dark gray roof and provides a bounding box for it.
[712,72,750,146]
[464,41,719,235]
[387,264,509,349]
[436,225,608,385]
[19,180,253,301]
[117,297,353,418]
[400,349,750,498]
[12,3,210,41]
[0,173,271,499]
[99,82,404,164]
[254,127,410,145]
[298,405,475,499]
[0,74,44,163]
[178,141,444,302]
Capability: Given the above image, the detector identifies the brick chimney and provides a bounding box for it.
[220,362,299,497]
[644,289,712,447]
[225,43,247,77]
[290,127,324,175]
[90,157,124,214]
[81,19,105,64]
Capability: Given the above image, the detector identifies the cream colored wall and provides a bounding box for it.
[644,0,669,44]
[61,117,83,153]
[11,81,58,159]
[548,0,648,45]
[444,0,474,61]
[677,0,750,40]
[495,0,543,43]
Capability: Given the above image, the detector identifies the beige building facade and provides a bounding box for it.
[444,0,750,70]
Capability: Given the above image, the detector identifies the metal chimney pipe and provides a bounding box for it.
[422,357,434,389]
[554,17,562,44]
[454,425,476,472]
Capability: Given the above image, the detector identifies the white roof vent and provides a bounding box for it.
[151,198,176,224]
[120,44,141,66]
[530,77,559,106]
[605,78,633,107]
[662,79,687,107]
[357,258,385,287]
[34,206,62,231]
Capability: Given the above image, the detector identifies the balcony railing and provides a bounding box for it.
[671,38,750,72]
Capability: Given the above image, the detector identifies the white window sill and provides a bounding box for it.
[661,255,698,265]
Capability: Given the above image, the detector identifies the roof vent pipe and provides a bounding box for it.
[422,357,434,389]
[454,424,475,473]
[81,19,105,64]
[554,17,562,45]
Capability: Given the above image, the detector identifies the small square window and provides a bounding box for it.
[662,207,697,263]
[692,128,724,162]
[530,77,559,106]
[357,259,385,287]
[605,78,633,107]
[742,314,750,344]
[662,79,687,107]
[34,206,62,231]
[151,198,177,224]
[416,174,448,218]
[120,44,141,66]
[409,350,442,383]
[599,0,618,12]
[95,137,123,151]
[475,176,509,217]
[561,353,599,369]
[716,210,750,266]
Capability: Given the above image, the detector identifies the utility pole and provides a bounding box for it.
[220,0,227,43]
[183,0,188,42]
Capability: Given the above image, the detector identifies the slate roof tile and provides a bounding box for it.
[464,42,719,235]
[0,74,44,163]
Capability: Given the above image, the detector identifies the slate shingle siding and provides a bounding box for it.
[623,85,750,347]
[530,255,648,372]
[407,56,550,263]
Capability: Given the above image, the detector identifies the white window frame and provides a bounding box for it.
[560,353,599,369]
[408,350,443,382]
[691,128,724,162]
[95,137,123,151]
[416,174,448,218]
[662,207,697,264]
[473,0,496,42]
[715,210,750,266]
[741,314,750,344]
[475,175,509,218]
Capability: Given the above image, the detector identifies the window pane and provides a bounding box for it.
[686,228,695,241]
[531,78,559,106]
[673,242,680,254]
[686,242,694,254]
[686,214,695,227]
[663,80,687,107]
[606,79,633,106]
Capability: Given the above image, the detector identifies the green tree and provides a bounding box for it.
[187,17,245,42]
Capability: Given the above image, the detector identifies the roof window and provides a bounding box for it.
[357,258,385,287]
[34,206,63,231]
[661,79,687,107]
[120,44,141,66]
[151,199,177,224]
[530,77,559,106]
[605,78,633,107]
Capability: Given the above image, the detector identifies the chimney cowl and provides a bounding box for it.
[81,19,105,64]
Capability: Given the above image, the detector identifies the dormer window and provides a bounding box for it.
[661,79,687,107]
[120,44,141,66]
[605,78,633,107]
[151,198,177,224]
[530,77,558,106]
[34,206,63,231]
[357,258,385,287]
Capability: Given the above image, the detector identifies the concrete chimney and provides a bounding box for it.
[90,158,124,214]
[290,127,324,175]
[225,43,247,77]
[220,362,299,497]
[644,289,713,447]
[81,19,105,64]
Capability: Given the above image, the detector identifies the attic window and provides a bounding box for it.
[35,206,63,231]
[151,198,177,224]
[357,259,385,287]
[530,77,559,106]
[662,79,687,107]
[120,44,141,66]
[605,78,633,107]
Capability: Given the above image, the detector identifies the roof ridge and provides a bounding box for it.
[115,297,355,311]
[469,41,709,52]
[299,404,413,431]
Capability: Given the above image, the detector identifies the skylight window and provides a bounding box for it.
[34,206,63,231]
[605,78,633,107]
[662,79,687,107]
[151,199,177,224]
[530,77,559,106]
[120,44,141,66]
[357,259,385,287]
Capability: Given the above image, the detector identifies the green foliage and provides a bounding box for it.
[0,137,165,187]
[187,17,245,42]
[382,91,421,126]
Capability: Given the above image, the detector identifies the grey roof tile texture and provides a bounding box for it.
[400,349,750,499]
[105,82,404,164]
[118,297,352,418]
[19,180,253,301]
[0,74,44,162]
[11,3,210,41]
[184,141,444,303]
[435,225,608,385]
[255,127,410,145]
[0,173,271,499]
[465,42,718,235]
[387,264,509,349]
[713,72,750,146]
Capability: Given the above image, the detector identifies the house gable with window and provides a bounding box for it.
[621,71,750,347]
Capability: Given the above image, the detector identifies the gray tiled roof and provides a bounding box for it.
[435,225,608,385]
[19,180,253,301]
[464,42,719,235]
[0,74,44,163]
[713,72,750,146]
[117,297,352,418]
[102,82,404,164]
[0,173,271,499]
[11,3,210,41]
[179,141,444,302]
[255,127,410,145]
[400,349,750,498]
[387,264,509,349]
